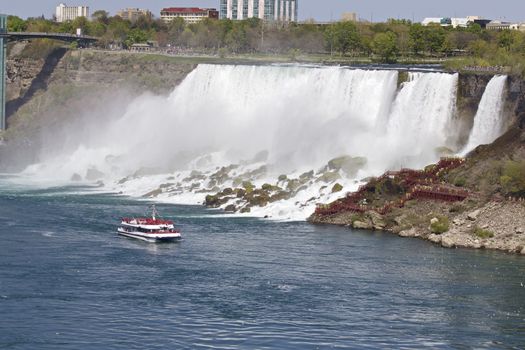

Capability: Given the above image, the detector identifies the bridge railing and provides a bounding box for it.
[7,32,98,40]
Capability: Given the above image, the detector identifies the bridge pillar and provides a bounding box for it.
[0,14,6,130]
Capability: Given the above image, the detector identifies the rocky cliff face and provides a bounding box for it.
[1,48,197,170]
[508,76,525,129]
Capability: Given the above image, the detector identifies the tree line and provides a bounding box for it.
[7,13,525,68]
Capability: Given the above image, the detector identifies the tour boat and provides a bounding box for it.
[117,205,182,243]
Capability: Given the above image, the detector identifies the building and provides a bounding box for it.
[341,12,358,22]
[55,3,89,23]
[486,20,523,30]
[160,8,219,24]
[129,43,152,52]
[422,16,479,28]
[117,8,152,22]
[473,19,492,29]
[219,0,298,22]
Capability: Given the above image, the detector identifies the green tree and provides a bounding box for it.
[409,24,426,54]
[468,39,491,57]
[225,24,247,52]
[331,21,361,55]
[372,31,398,62]
[500,160,525,195]
[498,30,514,51]
[71,16,90,35]
[91,10,109,25]
[7,16,27,32]
[425,25,446,54]
[125,28,148,47]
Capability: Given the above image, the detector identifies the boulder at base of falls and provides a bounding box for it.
[353,220,373,230]
[86,168,105,181]
[71,173,82,182]
[327,156,367,177]
[142,188,162,198]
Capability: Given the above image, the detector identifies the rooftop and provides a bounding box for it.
[161,8,216,14]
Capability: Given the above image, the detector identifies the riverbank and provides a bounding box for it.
[309,126,525,255]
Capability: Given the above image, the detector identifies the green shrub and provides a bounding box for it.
[449,203,466,213]
[500,160,525,195]
[430,216,450,234]
[473,226,494,239]
[454,177,466,187]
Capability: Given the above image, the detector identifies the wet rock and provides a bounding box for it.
[394,215,407,226]
[205,194,229,207]
[353,220,372,230]
[327,155,367,177]
[240,207,251,214]
[441,236,456,248]
[71,173,82,182]
[117,176,129,184]
[467,209,481,221]
[133,167,161,178]
[210,165,237,185]
[183,170,206,182]
[399,228,418,237]
[143,188,162,198]
[516,227,524,234]
[251,150,269,163]
[331,183,343,193]
[270,191,291,202]
[317,171,341,183]
[224,204,237,212]
[367,211,385,230]
[159,183,175,189]
[428,234,442,244]
[86,168,105,181]
[278,174,288,182]
[299,170,314,181]
[286,179,302,192]
[221,187,234,195]
[262,183,281,192]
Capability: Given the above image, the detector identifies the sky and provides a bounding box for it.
[1,0,524,23]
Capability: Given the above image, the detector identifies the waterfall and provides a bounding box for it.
[18,64,465,220]
[380,72,459,170]
[462,75,507,154]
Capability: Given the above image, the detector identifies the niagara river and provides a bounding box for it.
[1,181,524,349]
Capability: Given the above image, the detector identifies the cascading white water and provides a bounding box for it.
[379,72,458,170]
[462,75,507,154]
[19,64,464,220]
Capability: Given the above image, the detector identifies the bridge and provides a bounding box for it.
[0,14,98,131]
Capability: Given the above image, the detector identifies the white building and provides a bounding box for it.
[422,16,478,28]
[486,20,523,30]
[160,8,219,24]
[55,3,89,23]
[219,0,298,22]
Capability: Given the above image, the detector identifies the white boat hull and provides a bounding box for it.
[117,228,181,243]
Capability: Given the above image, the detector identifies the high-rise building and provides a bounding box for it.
[219,0,298,22]
[55,3,89,23]
[160,8,219,24]
[117,8,152,22]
